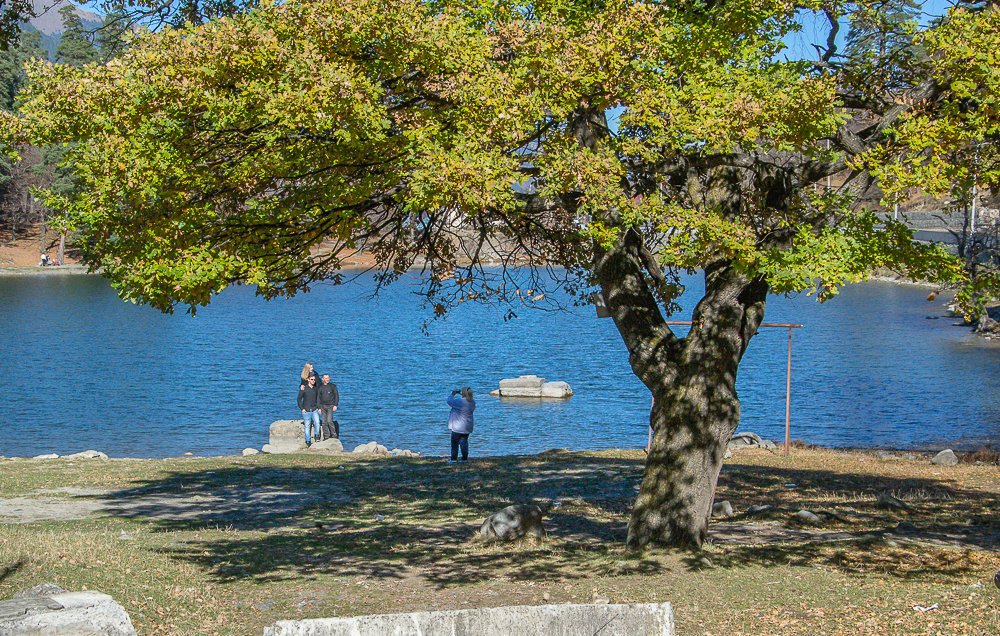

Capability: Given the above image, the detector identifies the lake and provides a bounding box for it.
[1,271,998,458]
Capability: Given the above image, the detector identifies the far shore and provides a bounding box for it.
[0,264,93,276]
[0,262,949,289]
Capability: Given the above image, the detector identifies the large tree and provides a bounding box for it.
[4,0,993,548]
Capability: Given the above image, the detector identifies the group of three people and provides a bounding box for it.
[296,362,477,461]
[297,363,340,445]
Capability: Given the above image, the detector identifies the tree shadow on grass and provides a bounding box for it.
[716,462,1000,546]
[703,460,1000,582]
[77,452,1000,587]
[153,521,663,588]
[0,561,25,584]
[87,454,659,587]
[701,536,990,581]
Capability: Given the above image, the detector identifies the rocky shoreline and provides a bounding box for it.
[4,440,995,465]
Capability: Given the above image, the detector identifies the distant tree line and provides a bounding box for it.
[0,5,127,259]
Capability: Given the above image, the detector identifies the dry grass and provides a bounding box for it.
[1,448,998,635]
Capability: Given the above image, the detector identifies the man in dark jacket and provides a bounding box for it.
[317,374,340,440]
[298,372,321,445]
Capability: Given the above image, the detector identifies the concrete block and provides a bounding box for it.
[499,375,546,388]
[499,375,545,396]
[0,590,137,636]
[262,420,308,454]
[264,602,674,635]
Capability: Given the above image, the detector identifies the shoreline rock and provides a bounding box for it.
[931,449,958,466]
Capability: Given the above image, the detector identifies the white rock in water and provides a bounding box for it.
[498,375,546,397]
[496,375,573,398]
[32,453,59,460]
[540,381,573,398]
[931,449,958,466]
[242,448,260,456]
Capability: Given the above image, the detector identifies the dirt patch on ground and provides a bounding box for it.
[0,481,352,527]
[0,222,80,267]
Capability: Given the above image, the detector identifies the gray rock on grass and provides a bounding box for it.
[242,448,260,456]
[31,453,59,460]
[876,492,910,510]
[61,450,108,460]
[479,503,547,542]
[389,448,420,458]
[793,509,822,525]
[727,431,778,454]
[352,441,389,455]
[931,449,958,466]
[711,501,734,518]
[311,438,344,452]
[0,583,137,635]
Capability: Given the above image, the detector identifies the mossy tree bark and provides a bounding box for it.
[595,223,768,550]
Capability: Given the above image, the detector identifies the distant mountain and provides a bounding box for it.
[24,0,100,35]
[20,0,102,60]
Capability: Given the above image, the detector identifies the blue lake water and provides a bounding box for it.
[1,272,998,458]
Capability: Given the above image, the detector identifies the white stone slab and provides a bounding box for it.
[0,590,137,636]
[264,602,673,636]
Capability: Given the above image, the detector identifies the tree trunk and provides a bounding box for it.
[595,232,768,550]
[627,364,742,549]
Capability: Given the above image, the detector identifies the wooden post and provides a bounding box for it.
[784,326,793,455]
[647,396,653,453]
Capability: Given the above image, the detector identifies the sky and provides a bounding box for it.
[783,0,964,61]
[70,0,965,40]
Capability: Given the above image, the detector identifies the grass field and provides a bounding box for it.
[1,448,998,635]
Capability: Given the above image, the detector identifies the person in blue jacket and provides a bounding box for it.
[446,386,475,463]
